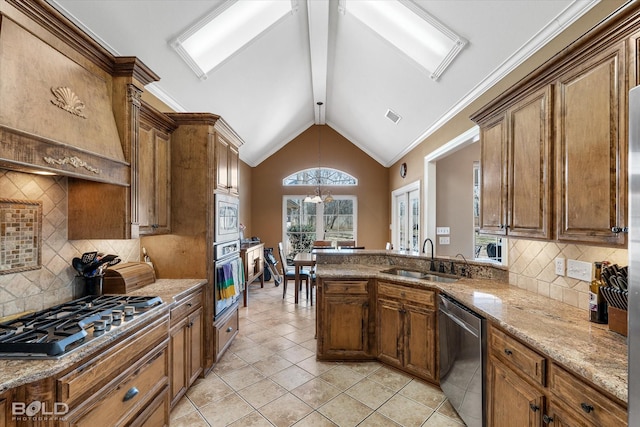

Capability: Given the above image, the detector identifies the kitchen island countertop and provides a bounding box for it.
[0,278,206,394]
[317,263,628,404]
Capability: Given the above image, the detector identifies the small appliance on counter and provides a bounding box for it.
[103,262,156,294]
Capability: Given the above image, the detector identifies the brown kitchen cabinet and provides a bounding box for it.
[215,134,240,196]
[143,113,244,372]
[487,355,545,427]
[477,85,552,239]
[554,40,627,246]
[548,363,627,427]
[317,279,373,360]
[486,324,627,427]
[57,312,170,427]
[240,243,265,307]
[138,102,176,235]
[169,288,203,408]
[487,325,547,426]
[0,393,6,427]
[377,281,437,382]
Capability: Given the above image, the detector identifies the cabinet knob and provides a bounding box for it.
[226,327,233,333]
[504,348,513,356]
[123,387,139,402]
[542,414,554,424]
[580,402,594,413]
[529,403,540,412]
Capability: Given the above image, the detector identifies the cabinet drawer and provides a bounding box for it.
[170,290,202,323]
[323,280,369,294]
[215,308,238,358]
[549,363,626,427]
[58,315,168,406]
[378,282,434,307]
[489,326,546,386]
[68,347,168,427]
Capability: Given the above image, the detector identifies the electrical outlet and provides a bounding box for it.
[439,236,450,245]
[555,257,565,275]
[567,259,593,281]
[436,227,450,235]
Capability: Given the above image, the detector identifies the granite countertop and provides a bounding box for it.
[316,263,628,404]
[0,278,206,394]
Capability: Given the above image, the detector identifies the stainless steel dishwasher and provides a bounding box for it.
[439,293,485,427]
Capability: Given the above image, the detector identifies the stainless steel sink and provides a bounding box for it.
[381,268,458,283]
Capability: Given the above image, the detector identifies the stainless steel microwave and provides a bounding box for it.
[214,193,240,243]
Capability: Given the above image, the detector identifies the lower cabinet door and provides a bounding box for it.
[487,356,544,427]
[63,347,168,427]
[377,298,403,368]
[322,296,370,358]
[404,304,436,382]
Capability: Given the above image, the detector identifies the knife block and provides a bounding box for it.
[608,307,628,336]
[103,262,156,294]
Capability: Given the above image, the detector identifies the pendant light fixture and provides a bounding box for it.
[304,102,334,204]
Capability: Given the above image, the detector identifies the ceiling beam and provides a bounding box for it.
[307,0,329,124]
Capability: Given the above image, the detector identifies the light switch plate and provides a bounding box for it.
[439,236,450,245]
[567,259,592,282]
[436,227,450,235]
[555,257,565,275]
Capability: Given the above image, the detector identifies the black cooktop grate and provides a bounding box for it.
[0,295,162,358]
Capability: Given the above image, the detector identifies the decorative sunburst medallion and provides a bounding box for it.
[50,87,87,119]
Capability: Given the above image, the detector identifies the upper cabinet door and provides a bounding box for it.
[507,86,552,239]
[215,134,240,195]
[479,113,508,235]
[555,41,627,246]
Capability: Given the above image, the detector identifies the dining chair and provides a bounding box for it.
[312,240,333,249]
[336,240,356,249]
[277,242,311,300]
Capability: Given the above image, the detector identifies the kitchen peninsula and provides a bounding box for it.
[314,250,628,427]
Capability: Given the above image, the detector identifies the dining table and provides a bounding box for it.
[292,252,316,304]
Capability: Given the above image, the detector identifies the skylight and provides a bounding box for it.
[339,0,466,80]
[172,0,298,80]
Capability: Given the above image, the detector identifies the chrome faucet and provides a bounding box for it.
[422,238,436,271]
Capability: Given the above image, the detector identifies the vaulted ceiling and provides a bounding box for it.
[49,1,598,167]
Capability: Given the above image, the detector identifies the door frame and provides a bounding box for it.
[391,180,420,251]
[423,126,479,257]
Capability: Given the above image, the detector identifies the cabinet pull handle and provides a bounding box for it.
[580,402,594,413]
[226,327,233,332]
[529,403,539,412]
[504,348,513,356]
[187,303,192,308]
[611,226,628,234]
[542,414,553,424]
[123,387,139,402]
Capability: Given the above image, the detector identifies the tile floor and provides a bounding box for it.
[170,279,466,426]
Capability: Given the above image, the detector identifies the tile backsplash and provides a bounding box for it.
[509,239,628,310]
[0,170,140,318]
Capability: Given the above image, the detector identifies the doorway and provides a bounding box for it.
[391,181,420,252]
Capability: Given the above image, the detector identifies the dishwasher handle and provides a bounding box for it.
[439,306,480,338]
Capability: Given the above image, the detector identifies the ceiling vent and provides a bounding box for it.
[385,109,402,124]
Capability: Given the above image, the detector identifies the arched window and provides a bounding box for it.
[282,168,358,257]
[283,168,357,186]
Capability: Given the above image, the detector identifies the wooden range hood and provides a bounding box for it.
[0,0,158,186]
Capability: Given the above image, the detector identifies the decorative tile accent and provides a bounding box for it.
[0,170,140,318]
[508,239,628,310]
[0,199,42,274]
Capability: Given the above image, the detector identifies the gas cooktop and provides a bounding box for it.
[0,295,163,360]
